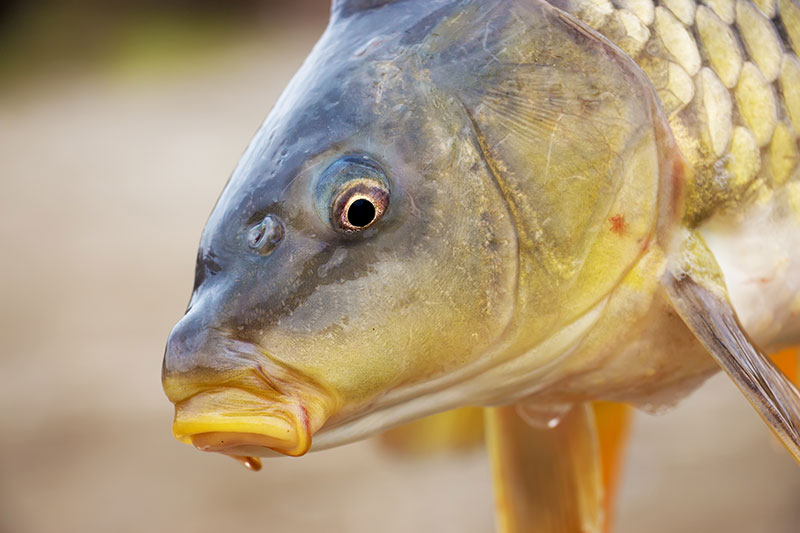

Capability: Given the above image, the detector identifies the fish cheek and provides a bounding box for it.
[254,140,519,408]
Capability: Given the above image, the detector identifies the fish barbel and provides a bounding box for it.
[162,0,800,526]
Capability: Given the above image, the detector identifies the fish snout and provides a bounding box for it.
[162,308,239,402]
[162,312,337,458]
[162,309,215,387]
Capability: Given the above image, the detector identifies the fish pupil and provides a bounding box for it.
[347,198,375,227]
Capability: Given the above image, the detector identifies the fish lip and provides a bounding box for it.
[192,432,305,457]
[164,334,340,458]
[172,386,316,457]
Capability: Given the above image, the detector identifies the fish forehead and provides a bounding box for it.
[190,0,533,323]
[198,0,623,250]
[197,0,485,255]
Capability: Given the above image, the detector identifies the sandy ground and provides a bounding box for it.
[1,25,800,533]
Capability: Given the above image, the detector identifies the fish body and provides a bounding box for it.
[162,0,800,486]
[517,0,800,408]
[554,0,800,348]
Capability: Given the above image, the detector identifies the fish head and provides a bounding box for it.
[163,0,681,458]
[163,0,523,458]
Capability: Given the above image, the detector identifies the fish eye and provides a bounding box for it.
[315,156,390,234]
[331,183,388,232]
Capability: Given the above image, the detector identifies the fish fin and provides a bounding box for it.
[767,348,800,451]
[485,403,604,533]
[377,407,485,455]
[771,347,800,386]
[663,232,800,463]
[592,401,632,532]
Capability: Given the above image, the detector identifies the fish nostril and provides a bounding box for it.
[247,214,284,255]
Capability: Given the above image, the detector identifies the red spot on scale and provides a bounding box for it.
[609,214,627,235]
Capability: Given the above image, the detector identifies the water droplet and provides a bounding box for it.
[230,455,262,472]
[515,403,573,430]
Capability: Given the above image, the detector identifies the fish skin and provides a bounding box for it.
[554,0,800,225]
[553,0,800,349]
[162,0,800,457]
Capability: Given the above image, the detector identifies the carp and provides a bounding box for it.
[163,0,800,529]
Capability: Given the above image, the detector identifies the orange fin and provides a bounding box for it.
[592,402,632,532]
[378,407,485,455]
[485,403,603,533]
[771,347,800,385]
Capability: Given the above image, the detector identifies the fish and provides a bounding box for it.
[162,0,800,529]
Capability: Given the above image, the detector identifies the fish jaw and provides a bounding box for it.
[172,388,317,457]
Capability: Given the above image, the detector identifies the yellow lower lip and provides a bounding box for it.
[172,388,312,457]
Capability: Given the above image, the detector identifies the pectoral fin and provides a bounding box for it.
[664,232,800,463]
[485,403,603,533]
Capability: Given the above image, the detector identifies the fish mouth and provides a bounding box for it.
[166,353,339,460]
[172,387,316,457]
[163,314,338,461]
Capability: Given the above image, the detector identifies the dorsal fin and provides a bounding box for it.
[332,0,396,17]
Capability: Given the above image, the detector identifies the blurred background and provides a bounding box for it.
[1,1,799,532]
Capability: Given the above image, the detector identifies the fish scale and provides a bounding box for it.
[558,0,800,224]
